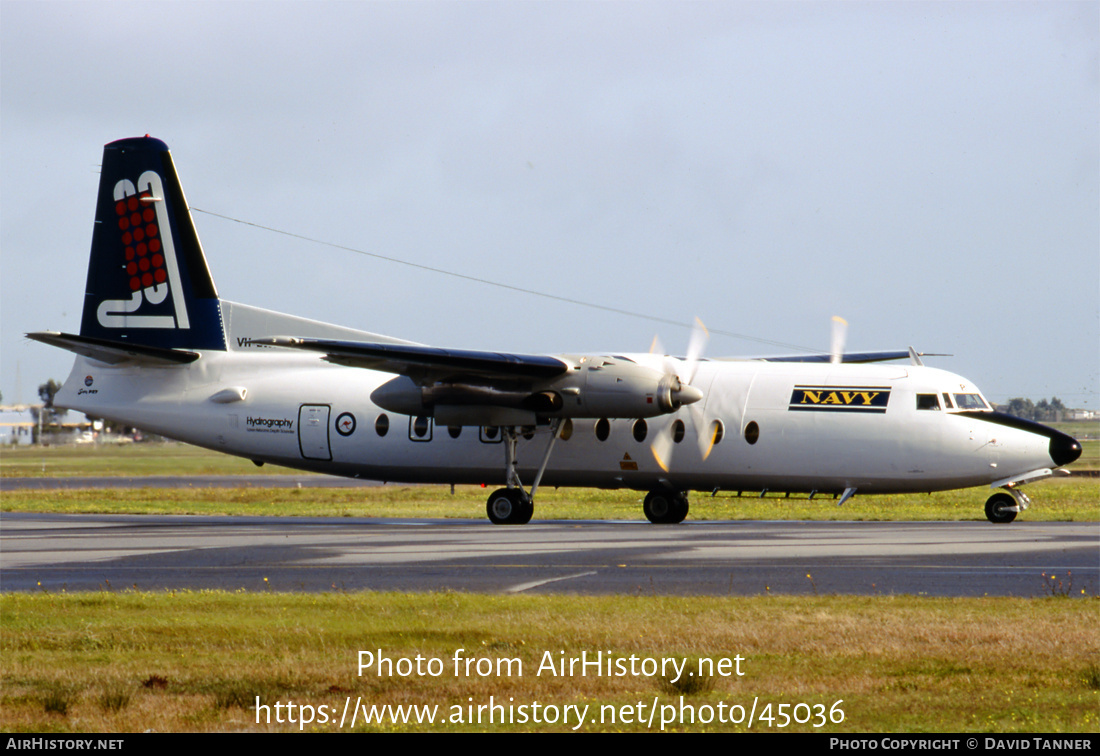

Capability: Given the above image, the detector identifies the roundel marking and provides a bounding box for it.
[335,412,356,437]
[84,376,94,387]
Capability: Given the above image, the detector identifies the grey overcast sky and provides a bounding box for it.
[2,1,1097,407]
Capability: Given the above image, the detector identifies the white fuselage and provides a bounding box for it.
[55,302,1052,497]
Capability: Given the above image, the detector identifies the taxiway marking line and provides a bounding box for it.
[505,571,598,593]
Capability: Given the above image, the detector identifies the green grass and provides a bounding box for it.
[1073,439,1099,471]
[3,442,1097,521]
[1,591,1096,733]
[2,477,1097,521]
[1049,421,1098,472]
[1048,419,1099,438]
[0,442,307,478]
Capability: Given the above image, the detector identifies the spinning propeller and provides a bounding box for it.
[650,318,716,472]
[649,315,852,472]
[830,315,848,365]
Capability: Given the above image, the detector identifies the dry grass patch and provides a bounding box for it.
[1,591,1097,732]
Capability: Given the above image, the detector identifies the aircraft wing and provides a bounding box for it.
[756,350,949,364]
[256,337,569,382]
[757,350,911,363]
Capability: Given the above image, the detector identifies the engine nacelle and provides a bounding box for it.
[550,356,696,418]
[369,356,702,423]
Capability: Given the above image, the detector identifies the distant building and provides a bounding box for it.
[0,405,94,445]
[0,406,37,446]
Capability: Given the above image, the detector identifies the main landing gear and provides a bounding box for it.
[486,487,533,525]
[643,490,689,524]
[484,420,562,525]
[985,487,1029,524]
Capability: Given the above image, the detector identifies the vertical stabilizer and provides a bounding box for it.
[80,136,225,351]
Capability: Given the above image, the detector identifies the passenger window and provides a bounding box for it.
[671,419,685,444]
[375,414,389,437]
[744,421,759,445]
[595,418,610,442]
[632,419,648,442]
[559,418,574,441]
[916,394,941,411]
[409,415,432,441]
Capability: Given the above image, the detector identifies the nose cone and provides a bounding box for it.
[1049,431,1083,468]
[966,411,1085,470]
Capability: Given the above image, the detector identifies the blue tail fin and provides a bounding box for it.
[80,136,225,351]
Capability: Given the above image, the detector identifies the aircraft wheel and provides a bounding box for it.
[644,490,688,524]
[670,494,689,524]
[515,497,533,525]
[486,488,533,525]
[985,492,1018,524]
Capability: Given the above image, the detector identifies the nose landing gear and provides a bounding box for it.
[985,487,1030,524]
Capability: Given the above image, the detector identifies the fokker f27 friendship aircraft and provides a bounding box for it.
[30,137,1082,525]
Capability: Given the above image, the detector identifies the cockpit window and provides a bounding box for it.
[953,393,989,410]
[942,392,954,409]
[916,394,941,411]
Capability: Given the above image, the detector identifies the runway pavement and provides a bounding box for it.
[2,512,1096,596]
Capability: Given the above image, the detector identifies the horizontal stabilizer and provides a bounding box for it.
[256,337,568,381]
[26,331,199,366]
